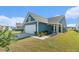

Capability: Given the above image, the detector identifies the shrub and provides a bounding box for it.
[37,32,47,37]
[0,27,16,51]
[34,31,37,35]
[44,31,48,35]
[75,30,79,33]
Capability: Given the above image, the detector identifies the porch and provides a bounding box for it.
[51,24,63,33]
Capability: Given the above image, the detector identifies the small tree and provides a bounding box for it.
[0,27,15,51]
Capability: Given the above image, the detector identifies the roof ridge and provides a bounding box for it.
[48,15,64,19]
[27,12,48,23]
[28,12,47,19]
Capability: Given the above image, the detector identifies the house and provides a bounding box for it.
[67,27,76,30]
[23,12,67,35]
[76,20,79,31]
[16,23,23,29]
[15,23,23,31]
[0,25,13,31]
[0,25,4,30]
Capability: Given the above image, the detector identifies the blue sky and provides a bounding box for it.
[0,6,74,17]
[0,6,78,27]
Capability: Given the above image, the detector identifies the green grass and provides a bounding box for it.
[12,31,22,34]
[1,30,79,52]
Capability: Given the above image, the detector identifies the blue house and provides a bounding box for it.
[23,12,67,35]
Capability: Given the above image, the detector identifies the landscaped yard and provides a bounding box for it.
[1,30,79,52]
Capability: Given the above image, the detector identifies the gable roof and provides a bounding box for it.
[24,12,65,24]
[48,16,65,24]
[27,12,48,23]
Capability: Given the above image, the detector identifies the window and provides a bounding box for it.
[26,15,35,22]
[30,17,35,21]
[26,19,28,22]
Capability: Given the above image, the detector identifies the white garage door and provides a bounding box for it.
[24,24,36,34]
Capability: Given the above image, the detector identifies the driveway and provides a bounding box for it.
[15,33,33,39]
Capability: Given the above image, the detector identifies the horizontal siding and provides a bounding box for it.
[24,22,37,34]
[59,18,66,27]
[59,18,67,32]
[38,23,52,34]
[39,23,48,32]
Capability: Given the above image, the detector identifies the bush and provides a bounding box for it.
[37,31,47,37]
[43,31,48,35]
[0,27,16,51]
[75,30,79,33]
[34,31,37,35]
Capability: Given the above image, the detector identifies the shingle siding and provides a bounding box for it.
[23,12,67,34]
[24,22,37,33]
[76,20,79,30]
[59,18,66,27]
[38,23,48,32]
[59,18,67,32]
[48,16,64,24]
[38,23,52,34]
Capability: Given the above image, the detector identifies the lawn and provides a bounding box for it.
[1,30,79,52]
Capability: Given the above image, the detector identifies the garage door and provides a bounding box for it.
[24,24,36,34]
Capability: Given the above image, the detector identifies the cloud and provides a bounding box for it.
[0,15,24,27]
[65,6,79,19]
[65,6,79,27]
[67,24,76,27]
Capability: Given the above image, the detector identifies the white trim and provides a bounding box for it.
[37,21,39,33]
[56,24,59,33]
[60,24,63,32]
[53,24,55,33]
[25,21,36,24]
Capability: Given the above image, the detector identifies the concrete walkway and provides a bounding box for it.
[32,33,57,40]
[32,36,49,40]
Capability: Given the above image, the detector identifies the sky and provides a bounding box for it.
[0,6,78,27]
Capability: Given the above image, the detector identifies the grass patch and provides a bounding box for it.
[1,30,79,52]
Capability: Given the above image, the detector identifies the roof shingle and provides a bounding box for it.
[25,12,65,24]
[48,16,64,24]
[28,12,48,23]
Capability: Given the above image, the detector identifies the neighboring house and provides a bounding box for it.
[76,20,79,31]
[7,26,13,31]
[67,27,76,30]
[0,25,12,31]
[23,12,67,34]
[15,23,23,31]
[0,25,4,30]
[16,23,23,29]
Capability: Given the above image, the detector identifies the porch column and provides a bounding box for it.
[60,24,63,32]
[56,24,59,33]
[37,21,39,33]
[53,24,56,33]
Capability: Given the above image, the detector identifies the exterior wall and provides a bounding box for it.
[76,25,79,30]
[23,19,66,34]
[23,14,36,28]
[38,23,48,32]
[59,18,66,27]
[47,25,53,34]
[24,22,37,34]
[24,22,53,34]
[23,14,38,34]
[24,13,53,34]
[38,23,52,34]
[59,18,67,32]
[23,13,67,34]
[76,21,79,30]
